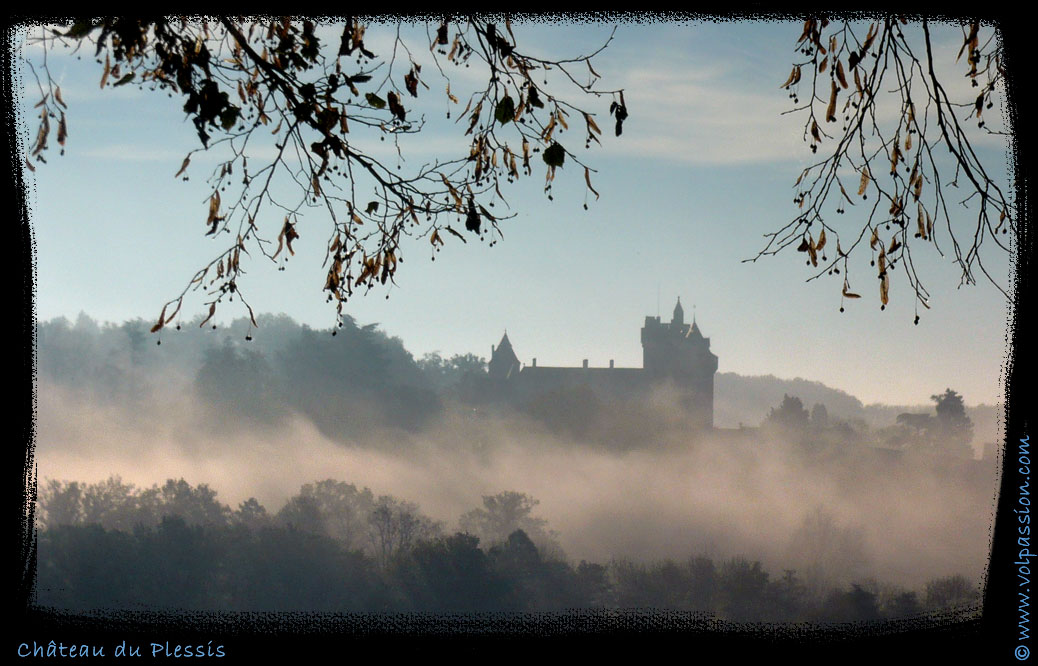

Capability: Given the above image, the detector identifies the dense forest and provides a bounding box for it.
[36,477,979,620]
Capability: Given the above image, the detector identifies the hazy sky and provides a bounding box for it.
[19,19,1014,406]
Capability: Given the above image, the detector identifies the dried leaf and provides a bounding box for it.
[404,69,419,97]
[880,273,889,305]
[199,303,217,328]
[206,191,222,234]
[174,156,191,178]
[826,80,838,122]
[282,219,299,256]
[542,114,557,142]
[584,167,600,200]
[836,60,848,89]
[816,229,827,252]
[387,91,406,121]
[165,300,182,325]
[441,174,463,210]
[100,54,110,89]
[958,21,979,62]
[466,101,482,136]
[797,19,813,45]
[585,113,602,135]
[858,169,870,196]
[57,112,67,146]
[863,23,877,53]
[150,305,168,333]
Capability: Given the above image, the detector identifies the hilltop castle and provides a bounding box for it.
[485,299,719,430]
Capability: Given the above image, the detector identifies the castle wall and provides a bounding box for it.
[488,301,718,431]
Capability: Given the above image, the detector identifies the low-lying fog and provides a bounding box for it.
[35,374,996,592]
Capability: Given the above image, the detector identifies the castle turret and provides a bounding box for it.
[672,297,684,326]
[488,332,521,380]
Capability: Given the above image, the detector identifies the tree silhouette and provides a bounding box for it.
[924,573,980,610]
[753,19,1013,319]
[930,388,975,457]
[458,490,559,554]
[23,19,1017,327]
[765,393,811,431]
[24,18,624,330]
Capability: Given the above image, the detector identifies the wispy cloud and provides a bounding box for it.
[598,60,804,166]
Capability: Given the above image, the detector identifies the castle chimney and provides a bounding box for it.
[609,359,614,368]
[582,359,588,369]
[532,358,537,367]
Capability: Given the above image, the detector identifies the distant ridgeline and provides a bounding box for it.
[482,299,719,431]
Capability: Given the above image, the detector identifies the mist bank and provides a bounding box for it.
[37,373,995,592]
[35,313,1001,450]
[33,312,999,597]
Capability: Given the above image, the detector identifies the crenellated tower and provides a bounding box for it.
[640,298,718,428]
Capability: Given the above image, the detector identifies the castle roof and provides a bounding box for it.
[489,331,520,379]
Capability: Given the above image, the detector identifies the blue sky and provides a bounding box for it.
[18,19,1014,406]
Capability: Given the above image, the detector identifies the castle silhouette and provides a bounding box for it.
[484,298,718,430]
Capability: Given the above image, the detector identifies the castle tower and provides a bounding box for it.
[641,298,718,428]
[488,332,521,380]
